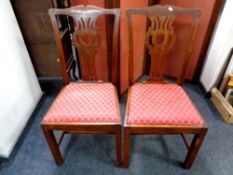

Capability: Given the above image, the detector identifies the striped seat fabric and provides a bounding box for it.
[127,84,205,126]
[43,83,120,124]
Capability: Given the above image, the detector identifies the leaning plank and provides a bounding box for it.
[211,88,233,124]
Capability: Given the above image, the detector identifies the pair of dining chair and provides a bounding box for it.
[41,5,207,169]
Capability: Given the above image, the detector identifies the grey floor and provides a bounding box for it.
[1,84,233,175]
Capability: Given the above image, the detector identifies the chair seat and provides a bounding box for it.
[42,82,120,124]
[127,84,205,126]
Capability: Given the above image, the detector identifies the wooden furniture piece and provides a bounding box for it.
[211,72,233,124]
[220,74,233,96]
[41,5,121,166]
[123,5,208,169]
[211,88,233,124]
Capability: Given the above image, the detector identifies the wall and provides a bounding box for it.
[0,1,42,157]
[200,0,233,92]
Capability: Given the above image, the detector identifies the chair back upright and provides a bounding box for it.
[126,5,201,86]
[49,6,120,86]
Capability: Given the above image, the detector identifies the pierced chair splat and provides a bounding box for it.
[123,5,207,169]
[40,5,121,166]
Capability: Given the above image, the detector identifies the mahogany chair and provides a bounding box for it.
[123,5,208,169]
[41,6,121,166]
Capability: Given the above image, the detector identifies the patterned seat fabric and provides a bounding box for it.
[43,83,120,123]
[127,84,205,126]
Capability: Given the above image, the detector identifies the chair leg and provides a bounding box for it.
[42,126,63,165]
[123,127,131,168]
[183,128,207,169]
[115,126,122,167]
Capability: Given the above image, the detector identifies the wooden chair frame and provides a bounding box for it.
[41,6,121,166]
[123,5,208,169]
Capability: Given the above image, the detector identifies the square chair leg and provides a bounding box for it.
[115,127,122,166]
[184,128,207,169]
[123,127,131,168]
[42,126,63,165]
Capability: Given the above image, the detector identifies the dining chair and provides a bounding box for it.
[41,5,121,166]
[123,5,208,169]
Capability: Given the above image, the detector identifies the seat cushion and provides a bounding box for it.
[127,84,205,126]
[42,83,120,124]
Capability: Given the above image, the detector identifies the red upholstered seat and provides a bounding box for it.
[43,82,120,124]
[127,84,205,126]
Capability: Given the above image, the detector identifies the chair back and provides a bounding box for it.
[49,6,120,85]
[126,5,201,85]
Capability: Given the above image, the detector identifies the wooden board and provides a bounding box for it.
[211,88,233,124]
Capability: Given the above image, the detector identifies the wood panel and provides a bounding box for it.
[159,0,218,80]
[120,0,149,94]
[11,0,61,77]
[105,0,121,89]
[211,88,233,124]
[193,0,224,82]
